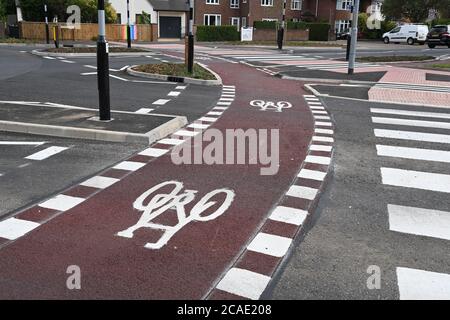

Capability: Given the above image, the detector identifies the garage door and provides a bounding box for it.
[160,17,181,39]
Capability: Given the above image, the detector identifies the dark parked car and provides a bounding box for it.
[426,25,450,48]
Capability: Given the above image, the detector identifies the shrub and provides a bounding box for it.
[307,23,330,41]
[253,20,277,29]
[196,25,240,41]
[286,21,309,30]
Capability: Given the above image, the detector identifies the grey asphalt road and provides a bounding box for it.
[270,97,450,299]
[0,46,221,122]
[0,131,145,219]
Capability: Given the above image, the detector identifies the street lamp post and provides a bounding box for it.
[44,4,50,44]
[97,0,111,121]
[187,0,194,73]
[348,0,360,75]
[277,0,287,50]
[126,0,131,48]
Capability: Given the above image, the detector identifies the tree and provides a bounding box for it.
[18,0,116,23]
[382,0,450,22]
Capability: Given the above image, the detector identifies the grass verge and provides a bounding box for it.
[44,47,148,53]
[431,63,450,69]
[357,55,434,63]
[0,37,39,44]
[133,63,217,80]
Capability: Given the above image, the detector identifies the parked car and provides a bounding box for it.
[382,24,429,45]
[426,25,450,48]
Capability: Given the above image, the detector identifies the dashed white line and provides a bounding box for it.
[158,138,185,146]
[81,176,120,189]
[135,108,154,114]
[0,218,40,240]
[39,194,85,211]
[113,161,146,171]
[247,233,292,258]
[25,146,68,161]
[152,99,170,105]
[305,155,331,165]
[286,185,318,200]
[139,147,169,157]
[216,268,271,300]
[310,144,333,152]
[298,169,327,181]
[269,206,308,226]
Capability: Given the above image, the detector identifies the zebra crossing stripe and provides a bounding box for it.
[388,204,450,241]
[397,267,450,300]
[374,129,450,144]
[371,108,450,120]
[381,167,450,193]
[372,117,450,130]
[376,145,450,163]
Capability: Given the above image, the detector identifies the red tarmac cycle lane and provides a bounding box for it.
[0,62,314,299]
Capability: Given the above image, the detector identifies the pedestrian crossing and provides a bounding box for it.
[374,82,450,94]
[371,104,450,300]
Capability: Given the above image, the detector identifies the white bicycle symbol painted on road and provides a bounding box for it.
[117,181,235,250]
[250,100,292,112]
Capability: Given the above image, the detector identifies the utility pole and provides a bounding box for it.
[187,0,194,73]
[97,0,111,121]
[277,0,287,50]
[348,0,360,75]
[126,0,131,48]
[44,4,50,44]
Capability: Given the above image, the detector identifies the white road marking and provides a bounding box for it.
[43,56,56,60]
[81,72,97,76]
[314,115,331,120]
[139,147,169,157]
[305,155,331,165]
[158,138,185,146]
[113,161,146,171]
[198,117,218,122]
[0,218,40,240]
[25,146,68,161]
[397,267,450,300]
[381,168,450,193]
[83,65,97,69]
[372,117,450,130]
[310,144,333,152]
[188,123,210,130]
[287,185,318,200]
[247,233,292,257]
[312,136,334,143]
[168,91,181,97]
[174,130,200,137]
[374,129,450,144]
[371,108,450,120]
[176,86,187,90]
[298,169,327,181]
[39,194,85,211]
[377,145,450,163]
[119,65,130,71]
[61,60,75,64]
[81,176,120,189]
[217,101,232,106]
[109,74,129,81]
[216,268,271,300]
[312,110,328,115]
[135,108,154,114]
[269,206,308,226]
[315,128,334,135]
[219,98,234,101]
[213,106,228,110]
[207,111,223,116]
[388,204,450,241]
[152,99,170,105]
[315,121,332,127]
[0,141,45,146]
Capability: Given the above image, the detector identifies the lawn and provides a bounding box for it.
[133,63,217,80]
[431,63,450,69]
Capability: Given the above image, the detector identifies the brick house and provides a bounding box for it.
[193,0,356,33]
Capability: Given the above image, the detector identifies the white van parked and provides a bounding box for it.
[383,24,429,45]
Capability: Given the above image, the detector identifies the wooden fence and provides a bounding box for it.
[19,22,155,41]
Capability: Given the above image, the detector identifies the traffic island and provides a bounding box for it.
[127,63,222,86]
[0,102,187,144]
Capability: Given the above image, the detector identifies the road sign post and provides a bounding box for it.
[277,0,287,50]
[126,0,131,48]
[348,0,360,75]
[44,4,50,44]
[97,0,111,121]
[187,0,194,73]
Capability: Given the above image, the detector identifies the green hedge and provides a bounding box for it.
[196,26,240,41]
[307,23,330,41]
[253,21,330,41]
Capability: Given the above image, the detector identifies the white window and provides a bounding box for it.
[206,0,219,4]
[291,0,302,10]
[335,20,351,33]
[262,18,278,22]
[231,17,240,30]
[336,0,353,10]
[242,17,247,28]
[204,14,222,26]
[230,0,239,9]
[261,0,273,6]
